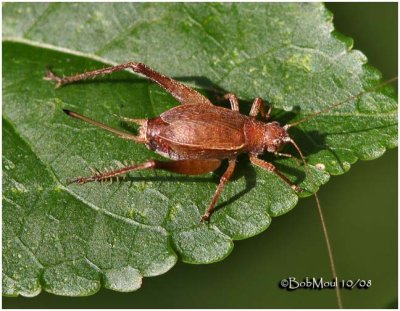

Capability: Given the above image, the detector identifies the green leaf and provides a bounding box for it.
[3,3,397,297]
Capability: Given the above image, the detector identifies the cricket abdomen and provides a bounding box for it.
[145,104,248,160]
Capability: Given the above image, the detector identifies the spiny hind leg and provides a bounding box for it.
[68,159,221,185]
[44,62,213,106]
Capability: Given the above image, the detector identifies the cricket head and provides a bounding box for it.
[263,121,308,173]
[263,121,291,153]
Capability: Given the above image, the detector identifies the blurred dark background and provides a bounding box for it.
[3,2,397,308]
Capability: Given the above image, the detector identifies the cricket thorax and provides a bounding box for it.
[244,120,289,155]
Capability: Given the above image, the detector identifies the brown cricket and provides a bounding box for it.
[44,62,395,222]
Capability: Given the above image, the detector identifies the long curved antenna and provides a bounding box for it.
[287,77,398,128]
[287,137,343,307]
[314,192,343,308]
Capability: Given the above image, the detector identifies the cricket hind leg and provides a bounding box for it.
[45,62,213,106]
[68,159,221,185]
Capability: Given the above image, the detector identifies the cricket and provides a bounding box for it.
[44,62,395,222]
[45,62,396,308]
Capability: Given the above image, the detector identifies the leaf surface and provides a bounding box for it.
[3,3,397,296]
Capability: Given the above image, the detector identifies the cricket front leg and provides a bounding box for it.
[249,156,301,192]
[68,159,221,184]
[201,159,237,222]
[274,151,301,166]
[45,62,213,106]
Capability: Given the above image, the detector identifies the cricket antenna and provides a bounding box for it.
[287,77,398,128]
[314,191,343,308]
[286,139,343,308]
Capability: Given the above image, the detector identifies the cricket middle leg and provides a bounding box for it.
[201,159,237,222]
[224,93,240,111]
[249,97,272,121]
